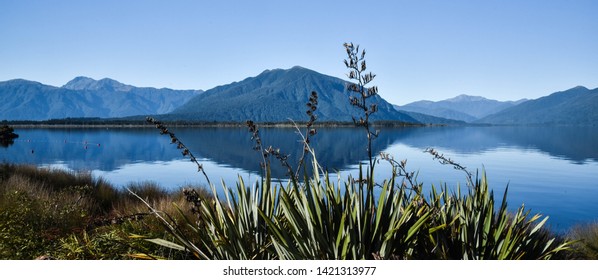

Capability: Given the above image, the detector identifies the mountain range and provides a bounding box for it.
[395,86,598,125]
[0,77,201,120]
[1,67,596,125]
[477,86,598,125]
[395,95,528,122]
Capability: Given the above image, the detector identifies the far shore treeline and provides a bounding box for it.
[3,118,430,128]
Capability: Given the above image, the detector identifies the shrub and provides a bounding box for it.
[0,124,18,147]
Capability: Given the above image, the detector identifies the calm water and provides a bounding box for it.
[2,126,597,232]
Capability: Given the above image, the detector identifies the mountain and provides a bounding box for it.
[397,95,528,122]
[477,86,598,125]
[0,78,202,120]
[392,106,466,125]
[170,66,418,123]
[63,76,135,92]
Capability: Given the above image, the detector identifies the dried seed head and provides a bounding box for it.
[370,104,378,113]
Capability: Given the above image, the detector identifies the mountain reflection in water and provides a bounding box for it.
[2,126,597,175]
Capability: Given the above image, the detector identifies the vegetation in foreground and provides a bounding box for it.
[0,163,210,259]
[1,161,597,260]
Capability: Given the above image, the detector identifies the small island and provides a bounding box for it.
[0,124,19,147]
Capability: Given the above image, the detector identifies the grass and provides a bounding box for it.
[0,163,211,259]
[566,223,598,259]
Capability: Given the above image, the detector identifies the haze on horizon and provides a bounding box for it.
[1,0,597,105]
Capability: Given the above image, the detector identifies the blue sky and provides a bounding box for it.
[1,0,597,104]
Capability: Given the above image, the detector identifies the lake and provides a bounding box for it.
[2,125,597,232]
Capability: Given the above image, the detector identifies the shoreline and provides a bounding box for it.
[6,120,431,129]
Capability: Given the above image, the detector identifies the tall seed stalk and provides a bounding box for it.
[344,42,379,181]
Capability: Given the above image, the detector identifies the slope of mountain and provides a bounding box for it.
[477,86,598,125]
[397,95,527,122]
[392,106,466,125]
[0,78,202,120]
[170,66,418,123]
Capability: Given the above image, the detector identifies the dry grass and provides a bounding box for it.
[0,163,212,259]
[566,222,598,259]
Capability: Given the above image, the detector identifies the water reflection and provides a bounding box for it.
[2,126,597,174]
[2,128,182,171]
[174,127,399,177]
[392,126,598,163]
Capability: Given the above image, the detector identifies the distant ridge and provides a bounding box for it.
[169,66,419,123]
[477,86,598,125]
[0,77,202,120]
[397,95,528,122]
[63,76,134,92]
[393,107,466,125]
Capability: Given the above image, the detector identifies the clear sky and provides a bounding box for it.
[1,0,597,104]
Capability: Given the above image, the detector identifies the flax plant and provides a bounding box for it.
[426,173,573,259]
[260,159,434,260]
[171,174,279,260]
